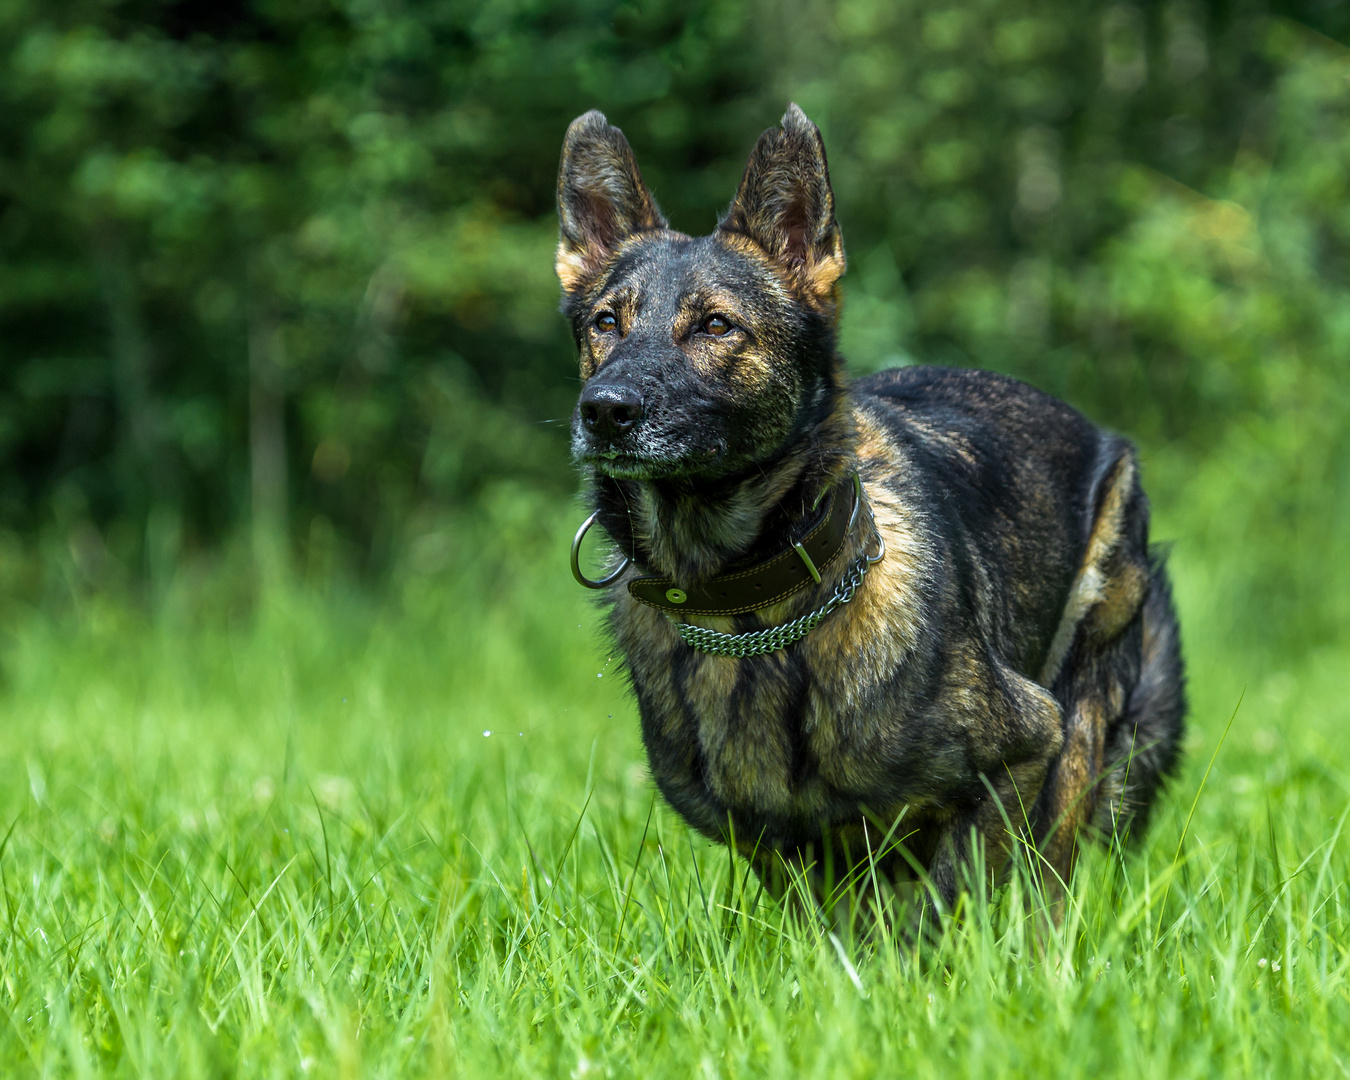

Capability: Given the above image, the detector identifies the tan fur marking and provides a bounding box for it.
[683,652,738,723]
[715,231,833,311]
[1085,557,1149,643]
[1038,455,1137,686]
[674,289,775,388]
[699,652,800,817]
[804,413,932,791]
[803,232,846,301]
[1037,697,1108,898]
[556,244,599,293]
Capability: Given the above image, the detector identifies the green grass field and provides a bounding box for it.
[1,479,1348,1078]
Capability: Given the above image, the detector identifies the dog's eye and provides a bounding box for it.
[701,315,733,337]
[594,312,618,334]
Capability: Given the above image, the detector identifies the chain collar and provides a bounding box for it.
[672,472,886,657]
[672,551,873,657]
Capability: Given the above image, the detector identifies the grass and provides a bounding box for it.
[1,490,1349,1078]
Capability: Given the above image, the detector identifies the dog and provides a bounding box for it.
[557,103,1185,921]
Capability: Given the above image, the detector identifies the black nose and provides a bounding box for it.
[579,382,644,441]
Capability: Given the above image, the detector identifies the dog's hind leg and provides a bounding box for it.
[1032,450,1155,914]
[1093,552,1186,839]
[1034,623,1142,911]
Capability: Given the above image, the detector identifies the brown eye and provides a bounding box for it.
[702,315,732,336]
[594,312,617,333]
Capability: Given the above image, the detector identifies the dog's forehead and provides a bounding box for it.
[604,233,782,305]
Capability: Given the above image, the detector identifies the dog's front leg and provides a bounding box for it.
[922,756,1052,918]
[919,657,1065,922]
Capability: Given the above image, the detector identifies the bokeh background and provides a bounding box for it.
[3,3,1350,1072]
[1,0,1347,671]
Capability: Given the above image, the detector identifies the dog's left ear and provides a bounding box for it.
[718,104,845,303]
[556,110,668,293]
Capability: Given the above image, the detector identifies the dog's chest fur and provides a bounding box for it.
[617,612,904,838]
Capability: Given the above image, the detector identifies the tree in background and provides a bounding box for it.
[0,0,1346,652]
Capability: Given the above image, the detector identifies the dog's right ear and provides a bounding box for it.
[556,111,667,293]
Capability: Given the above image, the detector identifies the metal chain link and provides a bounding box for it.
[672,554,870,658]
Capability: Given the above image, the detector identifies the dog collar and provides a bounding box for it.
[625,477,858,615]
[570,472,886,654]
[671,550,872,656]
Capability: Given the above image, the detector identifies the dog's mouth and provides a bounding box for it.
[581,450,664,480]
[578,444,723,480]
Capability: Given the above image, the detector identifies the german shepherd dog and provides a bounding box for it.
[558,104,1185,921]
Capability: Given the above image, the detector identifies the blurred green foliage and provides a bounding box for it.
[0,0,1346,653]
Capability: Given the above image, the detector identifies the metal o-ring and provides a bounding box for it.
[571,511,630,589]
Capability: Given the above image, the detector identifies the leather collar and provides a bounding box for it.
[627,477,857,616]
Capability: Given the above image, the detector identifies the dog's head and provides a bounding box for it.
[556,105,846,482]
